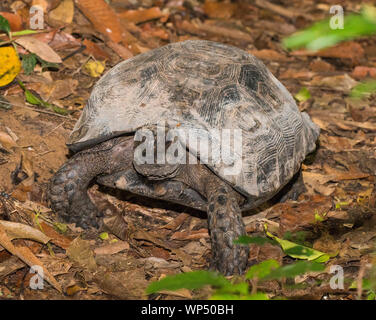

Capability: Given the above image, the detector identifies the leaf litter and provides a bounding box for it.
[0,0,375,300]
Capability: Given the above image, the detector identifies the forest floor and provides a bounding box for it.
[0,0,375,300]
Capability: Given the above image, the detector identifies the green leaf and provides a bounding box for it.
[99,232,109,240]
[18,80,69,115]
[335,201,349,209]
[146,271,230,294]
[283,231,308,245]
[349,278,372,290]
[0,15,11,37]
[36,55,60,71]
[21,54,38,75]
[210,293,269,300]
[314,212,324,222]
[350,80,376,98]
[53,222,67,234]
[283,6,376,51]
[234,235,277,246]
[266,228,331,262]
[214,282,249,295]
[25,89,42,105]
[294,87,311,102]
[246,259,280,280]
[11,29,41,37]
[264,261,325,280]
[367,290,376,300]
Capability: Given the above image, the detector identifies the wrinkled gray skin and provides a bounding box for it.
[48,40,319,275]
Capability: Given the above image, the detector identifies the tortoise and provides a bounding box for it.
[48,40,319,275]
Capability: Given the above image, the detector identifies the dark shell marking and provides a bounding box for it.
[67,40,319,209]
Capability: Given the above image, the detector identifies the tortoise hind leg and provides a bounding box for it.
[48,136,134,229]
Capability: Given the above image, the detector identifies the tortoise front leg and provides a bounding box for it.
[206,181,249,275]
[48,136,133,229]
[177,165,249,275]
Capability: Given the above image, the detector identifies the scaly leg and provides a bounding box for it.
[48,136,133,228]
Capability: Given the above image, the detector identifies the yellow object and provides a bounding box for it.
[84,60,105,77]
[0,46,21,87]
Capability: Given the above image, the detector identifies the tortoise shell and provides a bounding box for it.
[68,40,319,209]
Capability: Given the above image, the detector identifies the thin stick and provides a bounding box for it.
[72,55,93,76]
[45,121,66,136]
[0,100,75,121]
[254,0,298,20]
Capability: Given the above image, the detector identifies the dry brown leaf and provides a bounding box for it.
[0,131,17,150]
[66,237,97,272]
[75,0,125,43]
[0,256,25,279]
[254,0,300,19]
[14,200,51,214]
[349,104,376,122]
[39,221,72,250]
[65,284,87,296]
[309,59,335,72]
[0,223,62,292]
[94,269,147,299]
[292,42,365,65]
[131,43,150,54]
[339,119,376,131]
[21,152,34,177]
[118,7,165,24]
[170,229,209,241]
[31,0,49,11]
[302,171,335,196]
[0,12,23,31]
[48,0,74,25]
[142,26,169,40]
[313,233,341,256]
[83,39,110,60]
[94,240,130,255]
[177,19,253,43]
[106,41,133,60]
[34,31,82,51]
[303,166,369,198]
[323,164,369,181]
[279,69,315,80]
[320,135,361,152]
[249,49,290,61]
[15,36,62,64]
[314,114,376,132]
[150,247,171,260]
[277,196,332,234]
[133,230,192,265]
[161,213,189,230]
[38,79,78,101]
[0,220,50,243]
[351,66,376,80]
[203,1,236,19]
[310,74,357,92]
[5,127,19,143]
